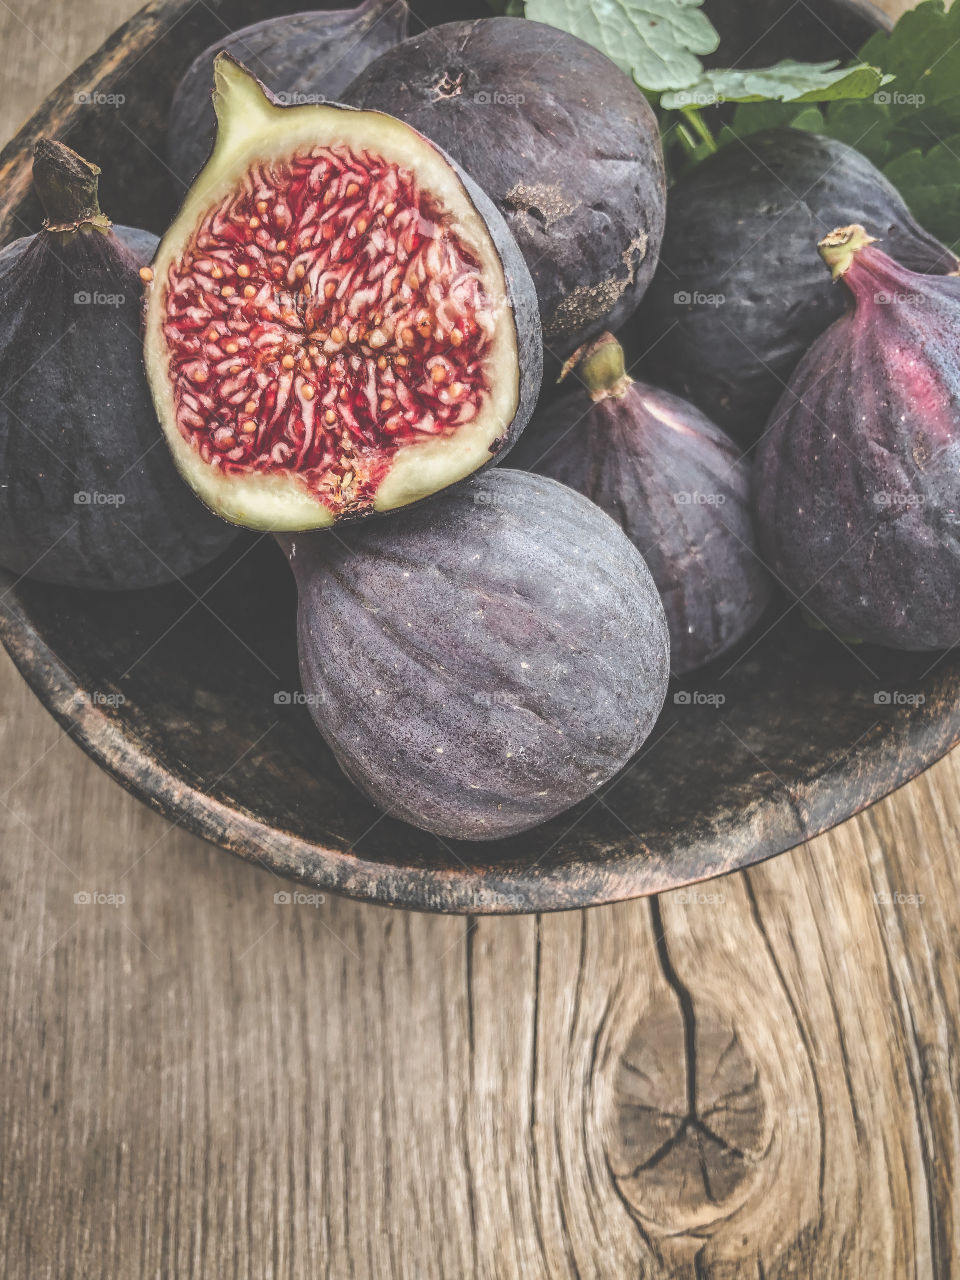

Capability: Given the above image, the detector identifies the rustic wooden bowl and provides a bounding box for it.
[3,0,954,915]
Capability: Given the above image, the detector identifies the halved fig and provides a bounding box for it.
[144,56,542,530]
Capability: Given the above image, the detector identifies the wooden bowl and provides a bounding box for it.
[4,0,954,915]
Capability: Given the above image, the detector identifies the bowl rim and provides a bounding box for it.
[3,580,959,915]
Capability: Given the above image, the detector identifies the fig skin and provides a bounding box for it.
[755,225,960,651]
[280,469,670,841]
[146,57,542,532]
[512,335,773,674]
[343,18,666,361]
[633,130,958,446]
[168,0,410,189]
[702,0,883,69]
[0,141,236,591]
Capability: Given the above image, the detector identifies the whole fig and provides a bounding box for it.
[0,139,236,590]
[281,469,670,840]
[755,225,960,651]
[344,18,666,360]
[512,334,772,673]
[635,131,958,445]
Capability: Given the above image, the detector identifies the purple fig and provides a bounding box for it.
[511,334,773,674]
[755,224,960,651]
[280,468,670,841]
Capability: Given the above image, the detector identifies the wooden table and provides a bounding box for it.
[2,1,958,1275]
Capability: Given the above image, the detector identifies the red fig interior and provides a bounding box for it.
[144,57,533,530]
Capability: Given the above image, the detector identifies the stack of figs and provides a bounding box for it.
[1,3,958,841]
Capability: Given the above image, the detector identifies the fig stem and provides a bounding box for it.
[818,224,877,280]
[565,332,633,402]
[33,138,111,234]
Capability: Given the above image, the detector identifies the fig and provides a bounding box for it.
[0,140,237,590]
[755,225,960,651]
[635,130,958,445]
[144,56,541,531]
[702,0,884,69]
[343,18,666,359]
[281,469,670,840]
[512,335,773,674]
[168,0,410,189]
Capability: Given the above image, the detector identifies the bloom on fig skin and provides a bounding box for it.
[280,469,670,841]
[512,333,773,674]
[755,224,960,651]
[0,139,236,590]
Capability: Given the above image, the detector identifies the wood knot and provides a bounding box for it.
[607,999,772,1234]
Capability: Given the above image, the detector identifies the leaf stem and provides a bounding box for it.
[680,106,717,153]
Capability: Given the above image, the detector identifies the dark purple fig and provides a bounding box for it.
[702,0,886,69]
[145,57,542,532]
[512,334,773,674]
[755,225,960,651]
[633,130,958,446]
[167,0,410,189]
[0,140,237,591]
[343,18,666,361]
[279,468,670,840]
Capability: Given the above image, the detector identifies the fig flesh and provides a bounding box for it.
[281,469,670,841]
[343,18,666,359]
[144,56,541,531]
[0,140,236,590]
[755,225,960,651]
[512,335,773,673]
[635,131,958,445]
[168,0,410,189]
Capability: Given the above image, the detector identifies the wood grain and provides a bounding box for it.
[2,0,958,1277]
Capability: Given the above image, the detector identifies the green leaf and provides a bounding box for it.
[815,99,894,167]
[882,140,960,250]
[718,103,824,144]
[659,60,889,110]
[859,0,960,114]
[524,0,718,92]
